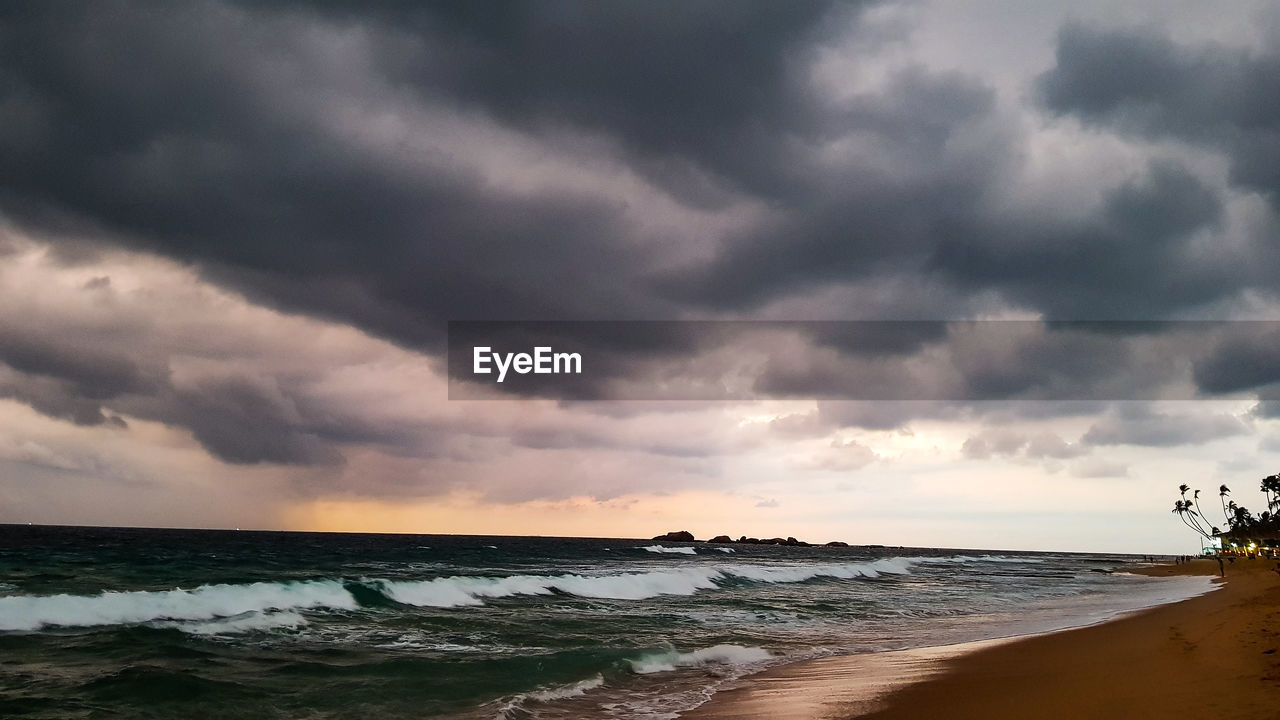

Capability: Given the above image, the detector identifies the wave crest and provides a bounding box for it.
[379,558,914,608]
[628,644,773,674]
[637,545,697,555]
[0,580,356,632]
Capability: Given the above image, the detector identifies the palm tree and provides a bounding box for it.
[1231,504,1254,532]
[1172,498,1214,543]
[1219,484,1232,526]
[1192,489,1211,531]
[1172,500,1195,541]
[1261,474,1280,512]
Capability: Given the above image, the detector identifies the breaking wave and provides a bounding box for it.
[493,674,607,719]
[628,644,773,674]
[637,545,697,555]
[526,674,605,701]
[375,568,722,606]
[0,580,356,632]
[0,558,917,630]
[377,558,914,608]
[158,610,309,635]
[927,554,1048,565]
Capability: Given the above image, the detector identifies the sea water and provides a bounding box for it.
[0,525,1213,719]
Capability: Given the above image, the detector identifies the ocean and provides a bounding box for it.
[0,525,1212,719]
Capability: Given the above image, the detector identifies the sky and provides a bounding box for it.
[3,1,1280,553]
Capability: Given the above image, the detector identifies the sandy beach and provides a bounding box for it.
[687,558,1280,720]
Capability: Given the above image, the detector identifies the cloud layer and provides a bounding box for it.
[3,0,1280,550]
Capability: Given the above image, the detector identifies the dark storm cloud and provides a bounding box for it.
[928,161,1230,319]
[0,326,162,426]
[751,321,1190,401]
[664,67,1003,308]
[1040,23,1280,207]
[251,0,846,189]
[0,0,853,350]
[0,347,405,465]
[0,330,166,400]
[164,378,345,466]
[1193,323,1280,395]
[0,371,125,427]
[357,0,849,201]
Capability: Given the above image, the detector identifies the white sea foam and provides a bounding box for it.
[932,554,1047,564]
[638,545,697,555]
[377,568,722,607]
[720,557,914,583]
[0,580,357,632]
[494,674,608,719]
[160,610,309,635]
[526,673,606,701]
[628,644,773,674]
[715,547,735,553]
[378,558,915,608]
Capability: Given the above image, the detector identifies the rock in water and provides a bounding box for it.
[651,530,695,542]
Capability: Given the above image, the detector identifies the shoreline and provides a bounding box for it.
[685,558,1280,720]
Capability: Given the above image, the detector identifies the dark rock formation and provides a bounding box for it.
[723,534,815,546]
[708,535,733,543]
[652,530,695,542]
[824,541,850,547]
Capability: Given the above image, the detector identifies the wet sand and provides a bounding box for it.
[685,558,1280,720]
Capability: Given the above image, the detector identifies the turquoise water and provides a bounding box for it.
[0,525,1210,718]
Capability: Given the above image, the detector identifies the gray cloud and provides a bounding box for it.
[161,378,346,466]
[1082,404,1250,447]
[0,369,128,428]
[1193,324,1280,394]
[929,161,1232,319]
[1025,432,1090,460]
[0,0,860,351]
[1040,22,1280,208]
[961,429,1088,460]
